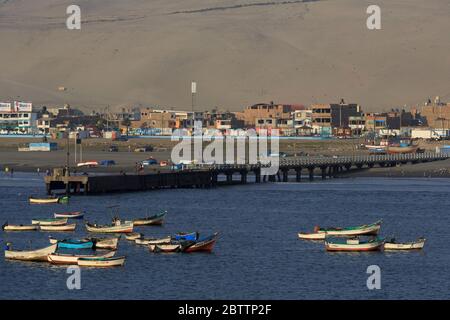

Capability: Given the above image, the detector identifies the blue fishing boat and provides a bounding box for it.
[174,232,198,241]
[49,237,94,249]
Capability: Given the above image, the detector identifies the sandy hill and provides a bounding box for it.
[0,0,449,111]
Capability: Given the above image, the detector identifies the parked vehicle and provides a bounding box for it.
[108,145,118,152]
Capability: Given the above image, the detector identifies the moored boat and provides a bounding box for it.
[174,232,198,241]
[4,243,57,262]
[133,211,167,226]
[31,218,68,226]
[384,237,426,250]
[2,223,38,232]
[49,238,94,249]
[48,251,116,265]
[29,196,69,204]
[125,232,142,241]
[135,236,171,245]
[149,243,182,253]
[182,233,219,253]
[92,237,120,250]
[317,220,382,237]
[297,232,327,240]
[77,256,125,267]
[85,221,133,233]
[386,145,418,154]
[54,211,84,219]
[40,223,76,232]
[325,236,384,252]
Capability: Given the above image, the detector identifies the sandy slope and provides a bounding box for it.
[0,0,449,111]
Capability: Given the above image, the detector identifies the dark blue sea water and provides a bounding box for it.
[1,172,449,299]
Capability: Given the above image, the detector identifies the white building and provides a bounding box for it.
[0,102,37,134]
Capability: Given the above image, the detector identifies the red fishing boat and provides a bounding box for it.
[183,232,219,253]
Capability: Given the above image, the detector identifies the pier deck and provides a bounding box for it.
[44,152,450,195]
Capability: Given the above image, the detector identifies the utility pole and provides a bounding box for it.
[191,81,197,128]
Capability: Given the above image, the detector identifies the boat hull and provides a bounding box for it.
[48,251,115,265]
[57,240,94,250]
[386,146,418,154]
[93,237,119,250]
[54,212,84,219]
[298,232,326,240]
[32,218,68,226]
[384,240,425,250]
[77,256,125,267]
[29,198,59,204]
[318,221,382,236]
[4,244,57,261]
[325,240,383,252]
[3,225,38,231]
[40,223,76,232]
[86,222,133,233]
[135,236,171,245]
[150,244,182,253]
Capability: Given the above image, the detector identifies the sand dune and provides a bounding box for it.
[0,0,449,111]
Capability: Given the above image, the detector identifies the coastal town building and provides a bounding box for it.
[0,102,37,134]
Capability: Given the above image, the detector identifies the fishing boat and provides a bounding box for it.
[125,233,142,241]
[48,251,115,265]
[174,232,198,241]
[133,211,167,226]
[317,220,382,237]
[85,221,133,233]
[54,211,84,219]
[298,226,327,240]
[31,218,68,226]
[77,256,125,267]
[92,237,120,250]
[135,236,171,245]
[29,196,69,204]
[386,145,418,154]
[2,223,38,232]
[149,243,182,253]
[325,236,384,252]
[183,233,219,253]
[49,237,94,249]
[40,223,76,232]
[4,243,57,262]
[384,237,426,250]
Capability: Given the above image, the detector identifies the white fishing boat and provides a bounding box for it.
[384,238,426,250]
[317,220,382,236]
[2,223,38,231]
[4,243,57,262]
[325,237,384,252]
[77,256,126,267]
[298,232,327,240]
[39,223,76,232]
[135,236,171,245]
[149,243,182,253]
[54,211,84,219]
[31,218,68,226]
[48,251,116,265]
[92,237,119,250]
[125,233,142,241]
[85,221,133,233]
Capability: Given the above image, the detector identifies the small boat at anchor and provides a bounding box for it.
[2,222,38,232]
[125,233,142,241]
[149,243,182,253]
[49,237,94,249]
[54,211,84,219]
[29,196,69,204]
[91,237,120,250]
[85,221,133,233]
[77,256,126,267]
[40,223,76,232]
[317,220,382,237]
[182,232,219,253]
[31,218,68,226]
[48,251,116,265]
[325,236,384,252]
[384,237,426,250]
[133,211,167,226]
[4,243,57,262]
[298,226,327,240]
[174,232,199,241]
[135,236,171,245]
